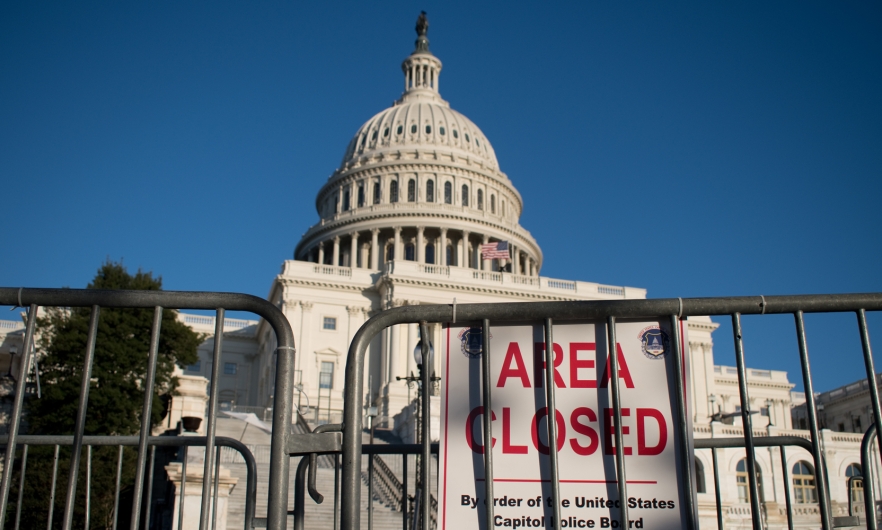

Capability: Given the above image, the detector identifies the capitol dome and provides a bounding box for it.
[294,14,543,277]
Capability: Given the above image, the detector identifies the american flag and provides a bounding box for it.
[480,241,510,260]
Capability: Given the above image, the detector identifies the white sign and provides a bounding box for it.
[437,319,692,530]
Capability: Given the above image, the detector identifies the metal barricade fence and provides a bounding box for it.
[332,293,882,530]
[0,435,258,530]
[0,288,297,530]
[4,288,882,530]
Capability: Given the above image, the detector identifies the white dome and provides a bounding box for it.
[341,99,499,170]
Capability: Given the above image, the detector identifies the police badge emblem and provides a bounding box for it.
[638,326,669,359]
[458,327,484,359]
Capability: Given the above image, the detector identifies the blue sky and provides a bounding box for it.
[1,2,880,392]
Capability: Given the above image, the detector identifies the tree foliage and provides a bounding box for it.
[8,261,202,529]
[28,260,201,436]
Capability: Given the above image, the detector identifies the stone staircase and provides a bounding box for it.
[214,417,410,530]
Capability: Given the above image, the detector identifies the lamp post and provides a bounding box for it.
[397,335,440,530]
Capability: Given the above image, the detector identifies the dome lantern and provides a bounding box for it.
[401,12,442,101]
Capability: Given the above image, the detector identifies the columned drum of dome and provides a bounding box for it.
[294,14,543,276]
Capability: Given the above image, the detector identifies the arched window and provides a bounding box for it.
[502,200,506,217]
[695,458,706,494]
[405,243,415,261]
[736,459,763,503]
[462,185,469,207]
[846,464,863,503]
[477,189,484,210]
[444,182,452,204]
[390,180,399,203]
[373,181,381,204]
[357,184,365,207]
[407,179,416,202]
[426,180,435,202]
[426,244,435,264]
[792,461,817,504]
[446,244,454,266]
[491,194,496,214]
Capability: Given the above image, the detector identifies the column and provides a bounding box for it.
[406,322,418,376]
[393,227,402,260]
[370,229,379,269]
[440,228,448,266]
[461,230,470,268]
[482,234,490,270]
[350,233,358,268]
[317,243,325,265]
[390,324,401,381]
[416,226,425,264]
[512,246,520,275]
[332,236,340,267]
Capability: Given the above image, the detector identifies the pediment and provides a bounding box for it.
[315,347,342,357]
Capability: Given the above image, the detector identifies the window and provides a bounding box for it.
[760,406,769,417]
[477,189,484,210]
[444,182,452,204]
[426,244,435,264]
[792,461,817,504]
[373,181,381,204]
[384,127,389,137]
[224,362,237,375]
[407,179,416,202]
[476,138,480,147]
[371,130,377,141]
[186,360,201,373]
[411,124,417,134]
[440,126,445,135]
[854,416,862,432]
[465,133,470,143]
[453,130,459,139]
[695,458,706,494]
[390,180,399,203]
[320,361,334,389]
[323,317,337,330]
[491,194,496,214]
[736,459,763,503]
[502,200,505,217]
[846,464,863,503]
[446,244,454,265]
[426,180,434,202]
[425,125,432,134]
[342,190,350,211]
[357,185,365,207]
[397,125,403,135]
[405,243,415,261]
[462,185,469,207]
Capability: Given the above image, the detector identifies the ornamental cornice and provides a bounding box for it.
[686,320,720,332]
[279,277,376,293]
[714,378,795,391]
[376,276,584,302]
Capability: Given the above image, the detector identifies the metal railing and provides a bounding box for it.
[0,435,257,529]
[0,287,297,530]
[334,293,882,530]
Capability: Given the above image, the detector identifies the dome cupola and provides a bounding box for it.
[295,14,543,279]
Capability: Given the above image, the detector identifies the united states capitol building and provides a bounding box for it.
[0,15,876,530]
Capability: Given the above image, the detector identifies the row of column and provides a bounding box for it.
[311,227,538,276]
[405,61,437,91]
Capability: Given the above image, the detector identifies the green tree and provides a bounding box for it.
[8,260,202,529]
